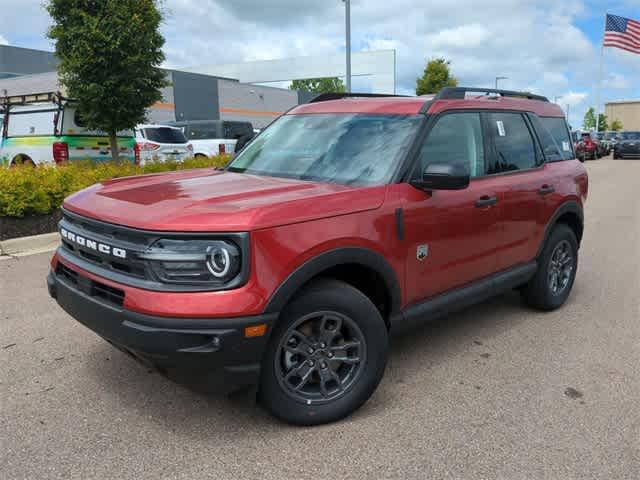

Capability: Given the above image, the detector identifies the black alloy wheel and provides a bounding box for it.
[275,311,366,405]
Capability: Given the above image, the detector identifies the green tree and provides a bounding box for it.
[583,107,596,130]
[416,58,458,96]
[597,114,608,132]
[47,0,168,161]
[610,119,623,131]
[290,78,346,94]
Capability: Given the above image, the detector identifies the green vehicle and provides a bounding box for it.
[1,92,135,167]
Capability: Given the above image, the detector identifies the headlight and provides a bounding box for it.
[140,239,242,286]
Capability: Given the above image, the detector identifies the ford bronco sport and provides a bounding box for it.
[47,87,588,425]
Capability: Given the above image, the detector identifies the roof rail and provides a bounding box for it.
[435,87,549,102]
[308,92,409,103]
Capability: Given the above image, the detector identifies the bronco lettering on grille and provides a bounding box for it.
[60,227,127,259]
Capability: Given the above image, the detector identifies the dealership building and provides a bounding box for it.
[605,100,640,131]
[0,45,312,128]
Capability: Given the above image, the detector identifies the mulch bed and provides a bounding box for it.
[0,210,62,241]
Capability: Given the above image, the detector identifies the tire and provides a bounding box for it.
[10,155,36,168]
[522,224,578,311]
[194,153,208,159]
[259,279,388,426]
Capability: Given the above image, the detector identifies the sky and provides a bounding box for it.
[0,0,638,128]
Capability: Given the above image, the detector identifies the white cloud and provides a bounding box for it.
[557,91,588,107]
[427,24,490,49]
[0,34,9,46]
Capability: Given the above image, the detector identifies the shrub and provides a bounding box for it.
[0,156,229,217]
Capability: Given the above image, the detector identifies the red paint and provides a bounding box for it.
[56,95,588,320]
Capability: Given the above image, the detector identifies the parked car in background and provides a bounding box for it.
[134,124,192,166]
[574,132,598,160]
[592,132,610,157]
[168,120,255,157]
[613,131,640,159]
[1,92,135,167]
[600,131,619,153]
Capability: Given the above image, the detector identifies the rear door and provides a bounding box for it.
[485,112,548,271]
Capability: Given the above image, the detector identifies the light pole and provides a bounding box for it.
[343,0,351,93]
[495,76,508,90]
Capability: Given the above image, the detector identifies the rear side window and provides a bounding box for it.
[143,127,187,144]
[488,113,537,173]
[535,117,574,161]
[224,122,253,139]
[415,113,485,178]
[187,124,220,140]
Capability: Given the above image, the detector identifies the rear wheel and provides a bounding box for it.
[522,224,578,310]
[259,279,388,425]
[10,155,36,168]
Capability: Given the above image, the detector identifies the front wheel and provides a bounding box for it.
[522,224,578,310]
[259,279,388,425]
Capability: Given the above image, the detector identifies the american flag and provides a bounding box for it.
[604,14,640,54]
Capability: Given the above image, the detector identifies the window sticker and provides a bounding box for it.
[496,120,506,137]
[562,141,571,152]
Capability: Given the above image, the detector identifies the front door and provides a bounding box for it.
[403,112,502,305]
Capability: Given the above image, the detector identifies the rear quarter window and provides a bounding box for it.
[533,116,574,161]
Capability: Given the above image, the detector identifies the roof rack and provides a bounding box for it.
[1,91,69,108]
[435,87,549,102]
[309,92,408,103]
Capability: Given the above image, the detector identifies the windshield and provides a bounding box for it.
[227,114,422,185]
[144,127,188,144]
[620,132,640,140]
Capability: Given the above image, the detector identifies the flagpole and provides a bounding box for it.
[595,13,607,132]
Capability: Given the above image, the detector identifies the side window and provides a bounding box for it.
[414,113,485,178]
[488,113,537,173]
[537,116,574,161]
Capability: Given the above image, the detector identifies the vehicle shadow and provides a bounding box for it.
[82,288,556,434]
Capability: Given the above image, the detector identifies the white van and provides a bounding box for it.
[0,92,135,167]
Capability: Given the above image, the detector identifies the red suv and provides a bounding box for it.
[47,87,588,425]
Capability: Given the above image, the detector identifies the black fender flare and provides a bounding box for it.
[263,247,402,315]
[537,200,584,257]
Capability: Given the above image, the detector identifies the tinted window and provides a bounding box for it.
[73,110,85,128]
[534,116,574,161]
[224,122,253,139]
[621,132,640,140]
[488,113,537,173]
[188,124,220,140]
[414,113,485,178]
[228,114,421,185]
[143,127,187,144]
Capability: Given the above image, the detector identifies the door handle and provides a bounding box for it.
[475,195,498,208]
[538,184,555,195]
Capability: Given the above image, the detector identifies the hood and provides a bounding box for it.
[63,169,386,232]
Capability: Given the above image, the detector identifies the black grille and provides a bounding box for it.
[56,263,125,307]
[59,211,150,280]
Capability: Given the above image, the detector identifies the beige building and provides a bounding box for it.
[605,100,640,131]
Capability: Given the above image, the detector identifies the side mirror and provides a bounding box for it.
[411,162,470,191]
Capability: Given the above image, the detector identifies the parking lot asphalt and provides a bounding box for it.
[1,157,639,480]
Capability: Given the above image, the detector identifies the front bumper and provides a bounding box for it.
[47,268,277,393]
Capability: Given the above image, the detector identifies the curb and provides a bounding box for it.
[0,232,59,258]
